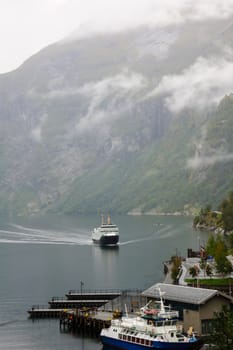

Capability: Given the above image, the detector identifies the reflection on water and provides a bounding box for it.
[99,245,119,251]
[92,244,120,288]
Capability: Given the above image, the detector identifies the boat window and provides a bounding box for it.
[132,337,135,342]
[141,339,144,345]
[136,338,140,343]
[128,336,131,342]
[170,332,174,337]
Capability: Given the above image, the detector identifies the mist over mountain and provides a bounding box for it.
[0,16,233,215]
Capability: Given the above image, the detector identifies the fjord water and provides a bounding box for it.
[0,214,208,349]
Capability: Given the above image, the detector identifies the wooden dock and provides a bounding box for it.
[66,290,121,300]
[49,298,109,309]
[59,309,112,336]
[28,307,64,318]
[28,288,145,321]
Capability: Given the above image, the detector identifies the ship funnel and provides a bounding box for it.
[107,214,111,225]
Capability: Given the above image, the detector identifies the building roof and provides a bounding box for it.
[142,283,228,305]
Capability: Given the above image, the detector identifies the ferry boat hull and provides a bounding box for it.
[101,336,203,350]
[92,234,119,246]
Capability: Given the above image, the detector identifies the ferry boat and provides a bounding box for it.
[100,290,203,350]
[92,214,119,246]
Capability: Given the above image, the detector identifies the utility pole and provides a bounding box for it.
[80,281,84,295]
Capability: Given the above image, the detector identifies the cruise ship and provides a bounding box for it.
[92,215,119,246]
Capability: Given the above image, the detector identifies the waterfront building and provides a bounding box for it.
[142,283,233,335]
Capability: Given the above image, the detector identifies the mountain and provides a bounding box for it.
[0,17,233,216]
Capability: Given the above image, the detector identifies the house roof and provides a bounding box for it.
[142,283,232,305]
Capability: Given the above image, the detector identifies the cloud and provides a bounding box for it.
[31,126,42,143]
[68,0,233,39]
[187,126,233,169]
[1,1,233,73]
[75,70,147,133]
[30,113,48,143]
[187,153,233,169]
[44,87,81,99]
[147,53,233,113]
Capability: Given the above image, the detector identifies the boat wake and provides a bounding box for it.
[0,224,93,246]
[0,320,18,328]
[119,225,174,246]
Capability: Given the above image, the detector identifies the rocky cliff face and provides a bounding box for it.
[0,17,233,215]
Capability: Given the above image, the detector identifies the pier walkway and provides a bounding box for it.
[66,289,121,300]
[28,288,145,319]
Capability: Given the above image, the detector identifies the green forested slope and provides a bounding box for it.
[54,96,233,214]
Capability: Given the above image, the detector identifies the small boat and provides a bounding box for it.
[140,296,179,321]
[92,214,119,246]
[100,289,203,350]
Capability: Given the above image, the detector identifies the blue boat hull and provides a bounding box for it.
[101,335,203,350]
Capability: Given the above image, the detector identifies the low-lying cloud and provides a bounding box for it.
[187,153,233,169]
[75,70,147,133]
[147,53,233,113]
[31,126,42,143]
[30,113,48,143]
[68,0,233,39]
[2,0,233,73]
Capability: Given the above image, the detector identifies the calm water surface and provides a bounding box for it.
[0,214,209,349]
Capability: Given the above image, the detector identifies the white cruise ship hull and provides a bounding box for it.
[92,228,119,245]
[92,215,119,246]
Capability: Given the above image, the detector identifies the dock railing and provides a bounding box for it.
[67,288,143,295]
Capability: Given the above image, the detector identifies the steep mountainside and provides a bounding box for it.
[0,17,233,215]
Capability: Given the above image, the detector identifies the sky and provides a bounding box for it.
[1,0,233,73]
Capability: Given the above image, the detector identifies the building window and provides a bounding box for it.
[201,319,213,334]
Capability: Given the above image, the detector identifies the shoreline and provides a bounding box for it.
[127,209,193,216]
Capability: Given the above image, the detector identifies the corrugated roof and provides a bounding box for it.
[142,283,218,305]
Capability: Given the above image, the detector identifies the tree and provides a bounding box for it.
[219,191,233,232]
[189,265,199,279]
[206,264,213,278]
[199,258,207,277]
[194,204,212,226]
[171,255,182,284]
[209,305,233,349]
[228,233,233,254]
[206,234,217,257]
[215,237,232,276]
